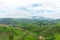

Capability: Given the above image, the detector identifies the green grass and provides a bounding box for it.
[0,26,37,40]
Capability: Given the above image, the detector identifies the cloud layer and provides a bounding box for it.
[0,0,60,19]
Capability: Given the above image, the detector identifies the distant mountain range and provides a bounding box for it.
[30,16,55,20]
[0,16,59,25]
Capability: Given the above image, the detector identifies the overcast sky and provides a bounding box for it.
[0,0,60,19]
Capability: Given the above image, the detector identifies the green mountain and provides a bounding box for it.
[0,18,60,40]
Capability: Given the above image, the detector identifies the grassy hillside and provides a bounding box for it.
[0,18,60,40]
[0,26,37,40]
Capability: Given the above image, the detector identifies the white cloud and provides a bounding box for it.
[0,0,60,19]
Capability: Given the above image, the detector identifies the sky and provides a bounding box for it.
[0,0,60,19]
